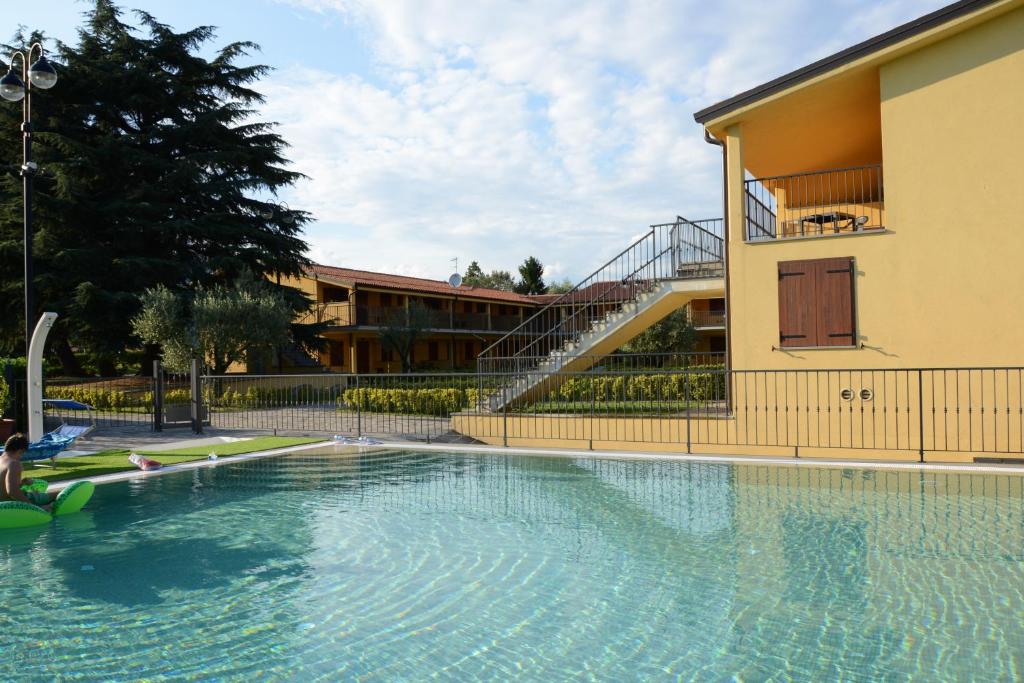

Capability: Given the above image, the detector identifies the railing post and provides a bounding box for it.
[685,370,692,454]
[153,360,163,432]
[502,384,509,448]
[356,373,362,437]
[917,369,925,463]
[190,358,203,435]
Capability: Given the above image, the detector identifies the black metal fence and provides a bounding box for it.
[190,366,1024,461]
[21,364,1024,462]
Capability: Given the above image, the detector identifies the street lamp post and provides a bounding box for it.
[0,43,58,355]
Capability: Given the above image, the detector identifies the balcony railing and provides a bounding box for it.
[296,302,354,326]
[299,302,521,332]
[744,164,884,242]
[687,309,725,328]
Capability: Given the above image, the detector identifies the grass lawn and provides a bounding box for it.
[24,436,326,483]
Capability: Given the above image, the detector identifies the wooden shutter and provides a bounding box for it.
[778,261,817,347]
[815,257,856,346]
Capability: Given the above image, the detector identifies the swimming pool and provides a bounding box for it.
[1,446,1022,680]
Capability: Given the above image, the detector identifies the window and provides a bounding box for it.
[476,303,486,313]
[380,293,392,306]
[709,336,726,353]
[428,341,439,362]
[328,340,345,366]
[778,257,856,348]
[464,340,476,362]
[709,297,725,312]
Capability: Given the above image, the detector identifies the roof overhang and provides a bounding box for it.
[694,0,1017,133]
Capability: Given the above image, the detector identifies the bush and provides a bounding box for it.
[44,385,147,410]
[551,366,725,404]
[340,387,479,416]
[204,384,347,408]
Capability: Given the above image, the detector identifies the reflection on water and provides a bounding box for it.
[0,448,1020,681]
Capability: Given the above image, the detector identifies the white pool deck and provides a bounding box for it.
[42,436,1024,492]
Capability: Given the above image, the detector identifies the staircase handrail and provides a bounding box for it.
[478,224,659,364]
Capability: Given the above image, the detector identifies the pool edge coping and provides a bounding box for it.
[45,439,1024,492]
[366,442,1024,475]
[43,440,336,491]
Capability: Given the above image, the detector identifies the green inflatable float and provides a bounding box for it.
[0,480,96,529]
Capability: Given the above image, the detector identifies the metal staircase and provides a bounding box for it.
[477,216,725,410]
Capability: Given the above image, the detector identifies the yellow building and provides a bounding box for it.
[267,265,726,375]
[280,265,538,373]
[694,0,1024,372]
[455,0,1024,462]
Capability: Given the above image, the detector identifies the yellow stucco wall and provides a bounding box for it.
[450,412,987,463]
[726,8,1024,372]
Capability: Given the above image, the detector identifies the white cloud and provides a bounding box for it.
[267,0,946,280]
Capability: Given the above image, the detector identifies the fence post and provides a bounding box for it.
[355,373,361,437]
[502,385,509,448]
[917,369,925,463]
[190,358,203,435]
[152,360,163,432]
[685,370,692,454]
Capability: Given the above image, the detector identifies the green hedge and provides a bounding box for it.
[339,368,724,416]
[205,384,346,408]
[341,387,480,416]
[45,385,148,410]
[548,367,724,403]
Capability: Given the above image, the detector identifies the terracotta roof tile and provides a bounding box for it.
[307,264,537,304]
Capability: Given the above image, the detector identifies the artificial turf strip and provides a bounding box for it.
[23,436,326,483]
[24,450,206,482]
[139,436,324,457]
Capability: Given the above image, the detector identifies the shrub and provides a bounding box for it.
[550,366,725,404]
[340,387,478,416]
[44,385,146,410]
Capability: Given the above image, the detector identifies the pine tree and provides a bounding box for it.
[0,2,313,374]
[514,256,547,295]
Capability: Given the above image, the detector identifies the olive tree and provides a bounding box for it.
[133,276,293,374]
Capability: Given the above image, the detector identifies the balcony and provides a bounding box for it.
[297,302,354,326]
[745,164,884,242]
[687,308,725,328]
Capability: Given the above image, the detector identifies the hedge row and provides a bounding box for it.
[205,385,346,408]
[548,367,725,403]
[341,387,480,416]
[45,386,149,410]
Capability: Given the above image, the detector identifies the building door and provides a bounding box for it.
[357,340,371,373]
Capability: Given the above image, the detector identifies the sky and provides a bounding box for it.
[10,0,944,282]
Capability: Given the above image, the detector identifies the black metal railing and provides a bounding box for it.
[192,366,1024,462]
[477,216,723,375]
[297,301,354,326]
[744,165,884,241]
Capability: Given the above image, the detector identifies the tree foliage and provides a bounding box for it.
[462,261,516,291]
[514,256,547,294]
[132,274,293,374]
[378,301,434,373]
[0,1,311,374]
[621,308,698,355]
[547,278,575,294]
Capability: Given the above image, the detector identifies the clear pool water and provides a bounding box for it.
[1,448,1022,681]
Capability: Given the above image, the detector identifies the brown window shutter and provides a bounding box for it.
[777,261,817,347]
[815,257,856,346]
